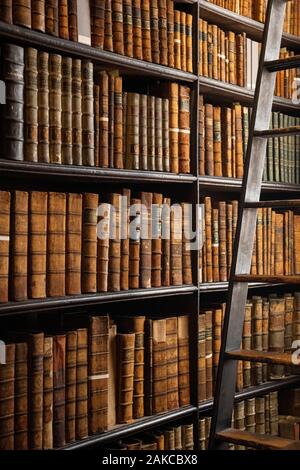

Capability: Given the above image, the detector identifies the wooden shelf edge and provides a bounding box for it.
[198,176,300,193]
[199,282,284,293]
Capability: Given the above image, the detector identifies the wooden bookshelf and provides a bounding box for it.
[199,175,300,193]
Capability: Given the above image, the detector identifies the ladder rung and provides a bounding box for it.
[254,126,300,138]
[244,200,300,208]
[265,54,300,72]
[234,274,300,284]
[216,428,300,450]
[225,349,296,366]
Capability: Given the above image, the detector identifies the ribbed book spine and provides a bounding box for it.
[0,343,15,450]
[81,193,98,293]
[179,85,190,173]
[72,59,82,165]
[53,334,66,447]
[61,57,72,164]
[141,0,151,62]
[66,193,82,295]
[104,0,113,51]
[112,0,124,55]
[82,61,94,166]
[75,329,88,440]
[29,332,44,450]
[139,94,148,170]
[178,316,190,406]
[162,197,171,286]
[13,0,31,28]
[166,317,179,410]
[15,342,28,450]
[68,0,78,41]
[91,0,105,49]
[45,0,59,36]
[117,333,135,423]
[49,54,62,163]
[66,331,77,443]
[152,319,168,414]
[120,188,130,290]
[11,191,28,301]
[155,97,163,171]
[169,83,179,174]
[129,198,141,289]
[24,48,38,162]
[133,0,143,59]
[123,0,133,57]
[150,0,159,63]
[47,192,66,297]
[114,76,123,168]
[97,202,110,292]
[108,193,121,291]
[29,191,47,299]
[0,191,10,303]
[152,193,163,287]
[99,71,109,167]
[140,192,153,288]
[43,336,53,449]
[37,52,50,163]
[31,0,45,31]
[167,0,174,68]
[170,203,183,286]
[0,1,12,24]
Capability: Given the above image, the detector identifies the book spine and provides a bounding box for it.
[24,48,38,162]
[82,61,94,166]
[43,336,53,449]
[61,57,72,164]
[11,191,28,301]
[180,12,186,71]
[99,71,109,167]
[120,188,130,290]
[45,0,58,36]
[66,193,82,295]
[178,316,190,406]
[198,315,206,402]
[186,14,193,73]
[104,0,113,51]
[114,76,123,168]
[205,311,213,399]
[251,296,263,385]
[0,0,12,24]
[29,191,47,299]
[94,84,100,166]
[141,0,152,62]
[97,202,110,292]
[158,0,168,65]
[72,59,82,165]
[117,333,135,423]
[53,334,66,448]
[129,198,141,289]
[58,0,69,39]
[155,97,163,171]
[125,92,139,169]
[68,0,78,41]
[0,191,10,303]
[29,332,44,450]
[167,0,174,68]
[47,192,66,297]
[152,193,163,287]
[174,10,181,69]
[162,95,170,170]
[14,342,28,450]
[179,86,190,174]
[133,0,143,60]
[108,73,115,167]
[152,319,168,414]
[108,193,121,291]
[166,317,179,410]
[140,192,153,288]
[81,193,98,293]
[150,0,159,64]
[75,329,88,440]
[242,302,252,388]
[212,308,222,389]
[65,331,77,443]
[162,198,171,286]
[13,0,31,27]
[49,54,62,163]
[147,95,155,171]
[37,52,49,163]
[123,0,133,57]
[169,83,179,173]
[0,343,15,450]
[182,203,193,285]
[112,0,124,55]
[213,106,222,176]
[91,0,105,49]
[269,298,285,380]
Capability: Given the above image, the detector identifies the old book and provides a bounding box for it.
[252,296,263,385]
[108,73,115,167]
[28,332,44,450]
[58,0,69,39]
[11,191,28,301]
[108,324,117,426]
[179,86,190,173]
[82,61,94,166]
[117,333,135,423]
[45,0,59,36]
[205,310,213,399]
[68,0,78,41]
[49,54,62,163]
[182,203,192,285]
[180,12,186,71]
[167,0,174,67]
[141,0,151,62]
[120,188,130,290]
[165,428,175,450]
[140,192,153,288]
[108,193,121,291]
[29,191,47,299]
[269,297,285,380]
[123,0,133,57]
[133,0,142,59]
[72,59,82,165]
[97,202,110,292]
[129,198,141,289]
[47,192,66,297]
[174,426,182,450]
[158,0,167,65]
[242,302,252,388]
[53,334,66,447]
[162,197,171,286]
[147,95,155,170]
[198,314,206,402]
[104,0,113,51]
[88,316,109,434]
[13,0,31,27]
[114,76,123,168]
[162,98,170,172]
[91,0,105,48]
[284,293,294,375]
[152,319,168,414]
[205,103,213,176]
[152,193,163,287]
[166,317,179,410]
[278,388,300,416]
[170,204,183,286]
[0,192,10,303]
[139,94,148,170]
[150,0,159,64]
[174,10,181,69]
[43,336,53,450]
[112,0,124,55]
[212,207,219,282]
[24,48,38,162]
[0,343,15,450]
[212,308,222,388]
[125,92,139,169]
[76,328,88,440]
[61,57,72,164]
[262,298,269,382]
[169,83,179,174]
[94,84,100,165]
[99,71,109,167]
[275,212,284,275]
[0,0,12,23]
[66,193,82,295]
[186,14,193,73]
[14,342,28,450]
[81,193,98,293]
[37,52,50,163]
[178,316,190,406]
[1,44,24,161]
[65,331,77,443]
[155,97,163,171]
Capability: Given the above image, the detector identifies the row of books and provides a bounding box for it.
[200,197,300,283]
[199,96,300,183]
[199,293,300,401]
[205,0,300,37]
[0,1,194,72]
[0,313,191,449]
[0,189,193,303]
[1,44,191,172]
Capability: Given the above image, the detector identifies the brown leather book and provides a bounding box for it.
[174,425,182,450]
[162,197,171,286]
[112,0,124,55]
[269,297,285,380]
[179,85,190,174]
[61,57,72,164]
[125,92,139,169]
[150,0,159,63]
[213,106,222,176]
[167,0,174,68]
[108,193,121,291]
[14,342,28,450]
[47,192,66,297]
[32,0,45,32]
[37,51,50,163]
[108,72,115,167]
[129,198,141,289]
[43,336,53,449]
[198,314,206,402]
[212,308,222,389]
[114,76,123,168]
[182,203,192,285]
[65,330,77,443]
[140,192,153,288]
[180,11,186,71]
[81,193,98,293]
[123,0,133,57]
[169,83,179,174]
[120,188,130,290]
[91,0,105,48]
[262,298,269,382]
[186,14,193,73]
[133,0,143,59]
[13,0,31,27]
[146,95,155,170]
[76,328,88,440]
[242,301,252,389]
[162,98,170,172]
[275,212,284,275]
[82,61,95,166]
[11,191,28,301]
[24,47,38,162]
[68,0,78,41]
[0,0,12,23]
[155,97,163,171]
[1,44,24,161]
[104,0,113,51]
[94,84,100,165]
[284,293,294,375]
[97,202,110,292]
[108,324,117,426]
[144,319,153,415]
[218,201,227,282]
[204,197,212,282]
[141,0,151,62]
[165,427,175,450]
[174,10,181,69]
[49,54,62,163]
[204,103,214,176]
[88,316,109,434]
[45,0,59,36]
[212,207,219,282]
[53,333,66,447]
[72,59,82,165]
[29,191,47,299]
[0,191,10,303]
[152,193,163,287]
[99,71,109,168]
[166,317,179,410]
[170,203,183,286]
[139,94,148,170]
[205,311,213,399]
[178,316,190,406]
[0,343,15,450]
[117,333,135,423]
[251,296,263,385]
[66,193,82,295]
[151,319,168,414]
[28,332,44,450]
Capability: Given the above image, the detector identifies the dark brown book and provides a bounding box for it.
[68,0,78,41]
[81,193,98,293]
[82,61,94,166]
[45,0,59,36]
[13,0,31,27]
[91,0,105,48]
[205,311,213,399]
[141,0,151,62]
[0,343,15,450]
[162,197,171,286]
[104,0,113,51]
[162,98,170,172]
[269,297,285,380]
[121,188,130,290]
[117,333,135,423]
[65,331,77,443]
[32,0,45,32]
[125,92,139,169]
[43,336,53,450]
[178,316,190,406]
[243,302,252,388]
[158,0,167,65]
[97,202,110,292]
[174,9,181,69]
[88,316,109,434]
[114,76,123,168]
[61,57,72,164]
[129,197,141,289]
[0,1,12,24]
[14,342,28,450]
[139,94,148,170]
[47,192,66,298]
[24,48,38,162]
[53,334,66,448]
[94,83,100,166]
[108,72,115,168]
[166,317,179,410]
[150,0,159,64]
[37,51,50,163]
[140,192,153,288]
[99,71,109,168]
[112,0,124,55]
[108,193,121,291]
[29,191,47,299]
[171,204,183,286]
[251,296,263,385]
[182,203,193,285]
[123,0,133,57]
[66,193,82,295]
[152,193,163,287]
[155,97,163,171]
[108,324,117,426]
[167,0,174,68]
[76,328,88,440]
[198,314,206,402]
[28,332,44,450]
[133,0,142,59]
[49,54,62,163]
[10,191,28,302]
[72,59,82,165]
[0,191,10,303]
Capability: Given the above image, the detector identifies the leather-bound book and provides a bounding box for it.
[162,98,170,172]
[28,332,44,450]
[150,0,159,63]
[99,71,109,168]
[275,212,284,275]
[45,0,58,36]
[112,0,124,55]
[0,1,12,23]
[37,52,49,163]
[147,95,155,170]
[182,424,194,450]
[65,331,77,443]
[11,191,28,301]
[61,57,72,164]
[66,193,82,295]
[104,0,113,51]
[269,391,279,436]
[139,94,147,170]
[72,59,82,165]
[49,54,62,163]
[0,191,10,303]
[269,297,285,380]
[125,92,139,169]
[166,317,179,410]
[120,188,130,290]
[212,308,222,388]
[94,84,100,166]
[179,85,190,173]
[152,193,163,287]
[141,0,151,62]
[162,197,171,286]
[204,197,212,282]
[140,192,153,288]
[218,201,227,282]
[180,12,186,71]
[24,47,38,162]
[108,324,117,426]
[91,0,105,48]
[32,0,45,32]
[205,103,213,175]
[47,192,66,297]
[235,103,243,178]
[256,208,263,275]
[198,314,206,402]
[43,336,53,450]
[0,343,15,450]
[251,296,263,385]
[242,301,252,388]
[108,193,121,291]
[82,61,94,166]
[81,193,98,293]
[167,0,174,68]
[262,298,269,382]
[245,398,256,434]
[108,72,115,167]
[123,0,133,57]
[117,333,135,423]
[88,316,109,434]
[114,76,123,168]
[169,83,179,173]
[97,202,110,292]
[133,0,143,60]
[178,316,190,406]
[155,97,163,171]
[186,14,193,73]
[13,0,31,27]
[174,10,181,69]
[68,0,78,41]
[129,198,141,289]
[14,342,28,450]
[165,427,175,450]
[152,319,168,414]
[1,44,24,161]
[170,202,183,286]
[256,397,266,435]
[284,293,294,375]
[205,311,212,399]
[76,328,88,440]
[29,191,47,299]
[213,106,222,176]
[53,334,66,447]
[182,203,192,285]
[174,426,182,450]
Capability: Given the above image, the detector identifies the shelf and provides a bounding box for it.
[200,0,300,51]
[199,282,283,293]
[199,176,300,193]
[0,21,197,83]
[62,406,197,450]
[0,285,197,318]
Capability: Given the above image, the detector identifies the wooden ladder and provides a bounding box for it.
[209,0,300,451]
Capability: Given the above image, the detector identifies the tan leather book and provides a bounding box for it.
[58,0,69,39]
[125,92,139,169]
[212,106,222,176]
[114,76,123,168]
[61,57,72,164]
[81,193,98,293]
[0,0,12,23]
[182,203,192,285]
[14,342,28,450]
[53,334,66,448]
[11,191,28,301]
[0,343,15,450]
[269,297,285,380]
[186,14,193,73]
[162,197,171,286]
[65,331,77,443]
[29,191,47,299]
[180,12,186,72]
[117,333,135,423]
[82,61,94,166]
[120,188,130,290]
[178,315,190,406]
[182,423,194,450]
[152,319,168,414]
[141,0,151,62]
[251,296,263,385]
[147,95,155,170]
[174,425,182,450]
[133,0,142,60]
[168,83,179,174]
[167,0,174,68]
[49,54,62,163]
[112,0,124,55]
[47,192,66,297]
[123,0,133,57]
[166,317,179,410]
[37,52,50,163]
[43,336,53,450]
[88,316,109,434]
[24,48,38,162]
[99,71,109,168]
[198,314,206,402]
[75,328,88,440]
[129,198,141,289]
[108,324,117,427]
[68,0,78,41]
[150,0,159,63]
[104,0,113,51]
[255,396,266,434]
[91,0,105,48]
[162,98,170,173]
[170,203,182,286]
[28,332,44,450]
[108,192,121,291]
[13,0,31,27]
[179,85,190,174]
[204,197,212,282]
[66,193,82,295]
[242,301,252,388]
[152,193,163,287]
[45,0,59,36]
[212,207,219,282]
[155,97,163,171]
[174,10,181,69]
[72,59,82,165]
[140,192,153,288]
[108,72,115,167]
[139,94,148,170]
[158,0,167,65]
[0,191,10,303]
[97,202,110,292]
[165,427,175,450]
